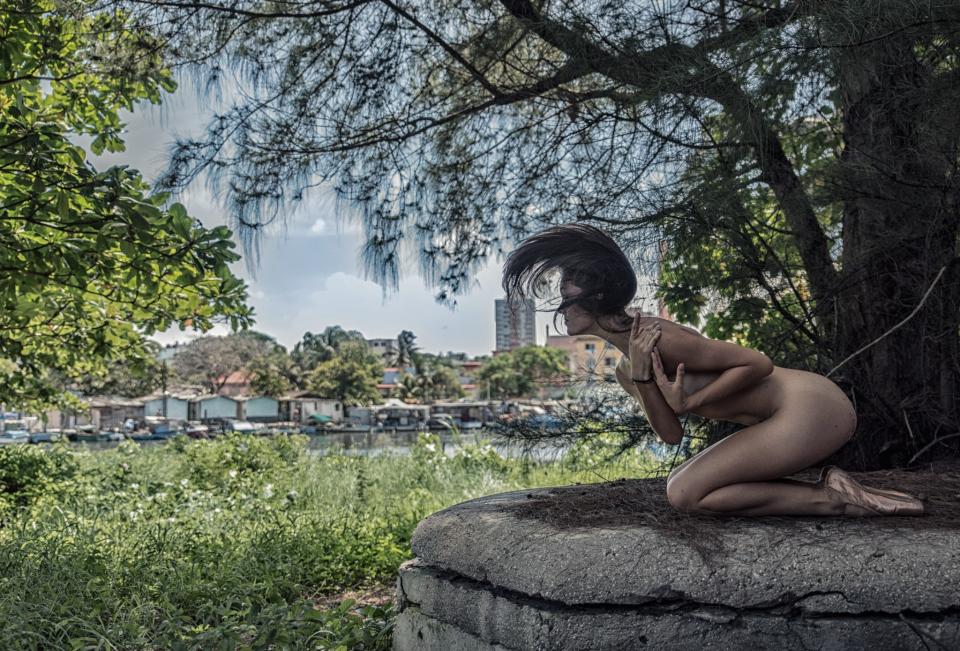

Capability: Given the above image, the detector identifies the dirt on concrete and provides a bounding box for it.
[502,458,960,562]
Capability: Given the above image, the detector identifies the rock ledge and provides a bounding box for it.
[394,476,960,651]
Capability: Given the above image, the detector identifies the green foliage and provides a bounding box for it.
[249,356,294,397]
[171,332,280,393]
[69,340,165,398]
[392,330,419,368]
[562,429,657,473]
[292,327,369,384]
[394,354,465,402]
[308,340,384,405]
[0,425,662,648]
[0,443,79,512]
[477,345,569,399]
[654,119,839,368]
[0,0,253,409]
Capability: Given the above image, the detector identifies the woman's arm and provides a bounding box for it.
[654,319,774,413]
[684,364,773,412]
[616,364,684,445]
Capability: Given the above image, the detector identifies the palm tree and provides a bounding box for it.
[392,330,419,369]
[394,371,419,402]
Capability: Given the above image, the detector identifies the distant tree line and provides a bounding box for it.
[82,326,576,405]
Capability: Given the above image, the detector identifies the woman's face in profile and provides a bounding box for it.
[558,278,595,335]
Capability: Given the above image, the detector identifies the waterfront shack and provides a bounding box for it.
[237,395,280,422]
[141,392,194,421]
[84,397,146,431]
[189,395,240,422]
[278,391,343,424]
[429,401,496,429]
[348,399,430,430]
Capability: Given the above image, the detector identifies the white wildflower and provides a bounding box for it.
[180,479,189,487]
[128,511,138,521]
[228,470,238,479]
[263,484,274,499]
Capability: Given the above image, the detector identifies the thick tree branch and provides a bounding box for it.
[497,0,839,313]
[121,0,374,19]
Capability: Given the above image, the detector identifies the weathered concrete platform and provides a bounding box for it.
[393,474,960,650]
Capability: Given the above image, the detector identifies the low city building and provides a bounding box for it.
[83,397,147,431]
[278,391,343,424]
[454,360,482,399]
[141,392,195,421]
[546,334,623,384]
[237,395,280,422]
[377,366,417,398]
[216,370,253,397]
[347,399,430,430]
[367,338,399,362]
[189,395,241,421]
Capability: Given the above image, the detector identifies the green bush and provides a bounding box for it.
[0,432,660,648]
[0,442,79,512]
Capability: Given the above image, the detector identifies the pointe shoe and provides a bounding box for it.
[820,465,925,517]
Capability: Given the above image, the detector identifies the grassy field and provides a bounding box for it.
[0,432,670,650]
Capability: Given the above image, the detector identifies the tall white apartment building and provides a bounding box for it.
[494,298,536,352]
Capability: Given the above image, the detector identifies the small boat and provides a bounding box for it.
[185,423,211,439]
[224,420,262,435]
[128,429,154,441]
[0,430,31,445]
[29,431,64,443]
[75,425,105,442]
[150,423,183,440]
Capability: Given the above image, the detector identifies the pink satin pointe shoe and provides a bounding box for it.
[819,465,926,517]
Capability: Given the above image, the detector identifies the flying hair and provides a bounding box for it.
[502,224,638,331]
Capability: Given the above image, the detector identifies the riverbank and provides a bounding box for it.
[0,431,675,649]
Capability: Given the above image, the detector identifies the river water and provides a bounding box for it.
[67,428,677,462]
[67,429,558,457]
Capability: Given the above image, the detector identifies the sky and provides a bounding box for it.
[78,74,660,358]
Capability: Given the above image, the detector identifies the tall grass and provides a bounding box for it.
[0,433,664,649]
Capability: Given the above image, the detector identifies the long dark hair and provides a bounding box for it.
[502,224,637,332]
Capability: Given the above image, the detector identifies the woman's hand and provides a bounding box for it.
[652,348,687,415]
[629,314,660,380]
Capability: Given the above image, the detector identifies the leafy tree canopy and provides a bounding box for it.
[0,0,253,410]
[107,0,960,466]
[171,332,278,394]
[477,345,568,399]
[291,326,366,372]
[307,340,383,406]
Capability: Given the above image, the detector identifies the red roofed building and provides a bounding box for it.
[216,370,253,397]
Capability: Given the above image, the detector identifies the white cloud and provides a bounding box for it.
[309,218,327,235]
[76,70,587,358]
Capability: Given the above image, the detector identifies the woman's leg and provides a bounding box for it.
[665,405,857,517]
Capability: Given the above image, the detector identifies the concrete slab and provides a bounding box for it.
[395,477,960,650]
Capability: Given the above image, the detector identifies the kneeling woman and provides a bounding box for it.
[503,224,924,517]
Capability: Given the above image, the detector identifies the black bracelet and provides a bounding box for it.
[632,375,655,384]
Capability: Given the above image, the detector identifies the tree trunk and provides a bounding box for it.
[823,34,960,471]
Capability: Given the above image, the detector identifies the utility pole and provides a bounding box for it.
[161,361,169,418]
